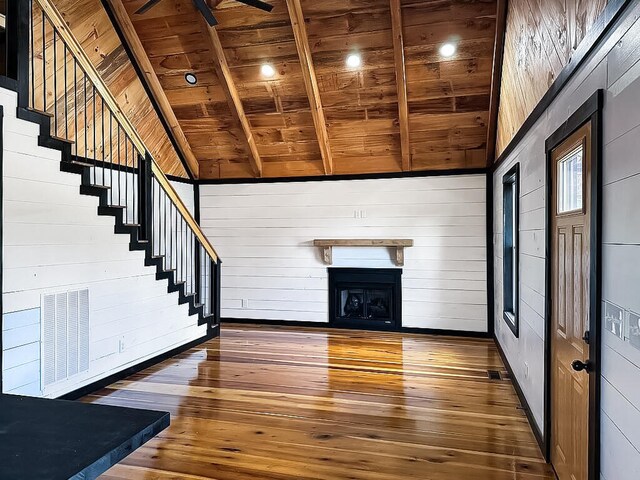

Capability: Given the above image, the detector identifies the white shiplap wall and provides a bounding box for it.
[200,175,488,332]
[1,87,207,398]
[493,4,640,478]
[169,180,195,216]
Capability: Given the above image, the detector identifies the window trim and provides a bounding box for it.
[502,163,520,337]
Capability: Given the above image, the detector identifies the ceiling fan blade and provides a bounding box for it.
[134,0,162,15]
[193,0,219,26]
[235,0,274,12]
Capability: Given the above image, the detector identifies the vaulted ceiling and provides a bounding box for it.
[110,0,499,180]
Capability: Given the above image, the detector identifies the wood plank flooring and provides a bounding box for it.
[85,324,556,479]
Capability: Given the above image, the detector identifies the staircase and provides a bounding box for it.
[4,0,220,333]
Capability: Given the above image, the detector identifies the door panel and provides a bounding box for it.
[550,122,591,480]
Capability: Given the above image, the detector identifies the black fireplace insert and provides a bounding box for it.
[328,268,402,330]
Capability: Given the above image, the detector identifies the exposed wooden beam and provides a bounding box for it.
[389,0,410,171]
[107,0,200,179]
[202,22,263,177]
[285,0,333,175]
[486,0,507,166]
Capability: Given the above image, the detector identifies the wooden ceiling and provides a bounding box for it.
[112,0,499,180]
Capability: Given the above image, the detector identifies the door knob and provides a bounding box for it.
[571,359,593,373]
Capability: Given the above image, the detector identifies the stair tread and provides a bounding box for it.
[86,184,110,190]
[50,135,75,145]
[69,160,93,167]
[25,107,54,118]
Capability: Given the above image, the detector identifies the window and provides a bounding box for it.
[557,144,584,214]
[503,163,519,337]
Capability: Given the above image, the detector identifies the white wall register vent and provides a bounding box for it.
[41,289,90,388]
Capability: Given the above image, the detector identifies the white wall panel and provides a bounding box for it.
[201,175,488,331]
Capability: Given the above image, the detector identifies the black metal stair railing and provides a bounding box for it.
[5,0,220,330]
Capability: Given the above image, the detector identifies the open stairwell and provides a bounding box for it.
[10,0,220,329]
[1,0,220,398]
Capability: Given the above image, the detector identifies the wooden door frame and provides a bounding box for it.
[543,90,603,480]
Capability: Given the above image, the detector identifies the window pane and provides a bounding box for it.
[502,163,519,337]
[557,146,583,213]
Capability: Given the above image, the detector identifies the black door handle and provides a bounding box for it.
[571,359,593,373]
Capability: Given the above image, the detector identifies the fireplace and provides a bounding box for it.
[328,268,402,330]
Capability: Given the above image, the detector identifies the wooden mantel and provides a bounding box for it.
[313,239,414,266]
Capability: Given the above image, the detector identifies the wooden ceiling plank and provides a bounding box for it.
[285,0,334,175]
[486,0,507,165]
[390,0,411,171]
[107,0,200,178]
[203,21,263,177]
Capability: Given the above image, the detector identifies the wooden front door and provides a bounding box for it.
[550,122,592,480]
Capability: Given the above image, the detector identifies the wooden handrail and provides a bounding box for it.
[35,0,217,262]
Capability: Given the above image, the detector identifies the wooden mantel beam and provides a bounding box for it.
[285,0,333,175]
[203,22,263,177]
[107,0,200,179]
[390,0,411,172]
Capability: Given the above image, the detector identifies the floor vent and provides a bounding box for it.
[487,370,502,380]
[42,289,90,388]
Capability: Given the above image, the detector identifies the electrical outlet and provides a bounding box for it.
[242,299,249,309]
[524,362,529,379]
[118,338,125,353]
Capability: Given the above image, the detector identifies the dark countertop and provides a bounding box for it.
[0,393,169,480]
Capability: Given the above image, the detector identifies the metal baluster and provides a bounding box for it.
[42,13,46,112]
[84,74,87,160]
[182,219,185,284]
[73,62,77,157]
[117,126,121,207]
[124,139,129,224]
[53,29,57,135]
[63,43,67,140]
[168,194,172,270]
[109,113,113,206]
[191,232,195,294]
[163,191,167,268]
[30,5,35,109]
[92,86,96,183]
[101,97,105,190]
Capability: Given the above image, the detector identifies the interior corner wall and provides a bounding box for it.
[492,3,640,478]
[169,180,195,217]
[200,174,488,332]
[1,87,206,398]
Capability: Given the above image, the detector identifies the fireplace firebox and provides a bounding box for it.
[328,268,402,330]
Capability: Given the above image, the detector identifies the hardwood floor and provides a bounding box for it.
[86,324,556,479]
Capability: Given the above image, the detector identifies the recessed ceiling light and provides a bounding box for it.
[261,64,276,78]
[184,72,198,85]
[439,43,457,58]
[346,53,362,68]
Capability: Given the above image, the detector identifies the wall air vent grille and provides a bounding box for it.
[41,289,90,389]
